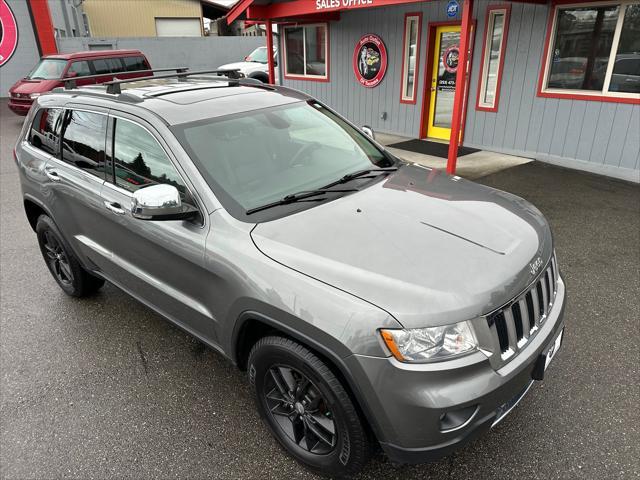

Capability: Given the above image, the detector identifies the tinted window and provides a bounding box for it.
[610,3,640,93]
[29,108,64,155]
[61,110,107,177]
[91,59,111,74]
[284,24,327,77]
[67,60,91,77]
[172,102,389,214]
[113,118,186,195]
[106,58,124,73]
[548,5,619,90]
[123,56,148,71]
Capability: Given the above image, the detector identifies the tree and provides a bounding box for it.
[130,152,151,176]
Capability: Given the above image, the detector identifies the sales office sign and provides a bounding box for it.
[316,0,374,10]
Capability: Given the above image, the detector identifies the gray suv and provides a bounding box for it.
[15,72,566,477]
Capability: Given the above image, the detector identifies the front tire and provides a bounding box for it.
[248,336,371,477]
[36,215,105,297]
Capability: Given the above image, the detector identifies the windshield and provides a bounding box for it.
[27,59,68,80]
[246,47,269,63]
[172,101,392,219]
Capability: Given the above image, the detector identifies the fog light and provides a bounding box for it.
[439,405,478,432]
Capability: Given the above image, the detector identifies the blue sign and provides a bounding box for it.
[447,0,459,17]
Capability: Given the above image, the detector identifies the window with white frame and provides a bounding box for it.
[477,6,510,110]
[541,1,640,99]
[283,23,329,80]
[400,13,422,103]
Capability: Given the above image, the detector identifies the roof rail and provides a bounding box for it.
[62,67,188,90]
[104,69,244,94]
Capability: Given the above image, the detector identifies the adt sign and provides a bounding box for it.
[447,0,459,17]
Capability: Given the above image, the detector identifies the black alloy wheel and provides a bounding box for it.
[248,336,372,477]
[41,229,74,285]
[264,365,337,454]
[36,215,105,297]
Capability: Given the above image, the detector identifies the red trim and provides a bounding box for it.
[27,0,57,56]
[353,33,388,88]
[459,21,476,145]
[282,22,330,82]
[537,91,640,104]
[227,0,255,24]
[399,12,422,104]
[250,0,426,19]
[536,1,640,105]
[447,0,474,174]
[266,19,276,84]
[272,12,341,23]
[475,4,511,112]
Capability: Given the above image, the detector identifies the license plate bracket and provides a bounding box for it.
[531,328,564,381]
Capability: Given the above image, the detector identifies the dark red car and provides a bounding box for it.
[8,49,151,115]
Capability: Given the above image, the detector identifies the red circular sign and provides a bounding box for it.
[442,45,460,74]
[353,34,387,88]
[0,0,18,67]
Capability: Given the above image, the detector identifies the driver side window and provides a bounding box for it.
[112,118,187,196]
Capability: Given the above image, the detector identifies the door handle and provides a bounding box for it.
[45,169,61,182]
[104,201,125,215]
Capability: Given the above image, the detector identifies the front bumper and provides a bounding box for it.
[346,276,566,464]
[8,98,33,115]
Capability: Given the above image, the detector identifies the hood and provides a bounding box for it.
[10,78,60,95]
[251,165,553,329]
[218,61,257,70]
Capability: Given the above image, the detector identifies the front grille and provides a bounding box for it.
[486,254,559,361]
[9,97,32,105]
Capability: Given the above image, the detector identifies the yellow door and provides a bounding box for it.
[427,25,461,140]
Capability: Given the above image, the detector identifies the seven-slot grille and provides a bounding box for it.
[486,254,559,361]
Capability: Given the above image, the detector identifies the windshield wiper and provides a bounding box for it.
[320,167,398,190]
[245,188,357,215]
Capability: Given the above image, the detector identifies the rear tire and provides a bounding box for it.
[36,215,105,297]
[248,336,371,477]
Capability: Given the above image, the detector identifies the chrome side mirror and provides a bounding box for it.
[131,184,198,221]
[361,125,375,140]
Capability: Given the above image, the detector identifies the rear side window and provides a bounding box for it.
[113,118,186,195]
[29,108,64,155]
[106,58,124,73]
[67,60,91,77]
[61,110,107,177]
[123,56,148,71]
[91,59,111,74]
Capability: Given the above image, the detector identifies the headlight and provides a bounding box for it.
[29,93,41,99]
[380,321,477,363]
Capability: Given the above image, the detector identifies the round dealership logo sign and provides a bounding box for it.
[0,0,18,67]
[442,45,460,74]
[353,34,387,88]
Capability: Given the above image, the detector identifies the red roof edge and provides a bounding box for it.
[226,0,256,24]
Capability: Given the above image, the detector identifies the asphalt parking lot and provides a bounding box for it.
[1,102,638,479]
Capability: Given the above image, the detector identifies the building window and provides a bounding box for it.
[539,1,640,102]
[283,23,329,81]
[400,13,422,104]
[476,5,511,111]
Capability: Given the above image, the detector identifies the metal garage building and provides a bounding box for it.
[227,0,640,181]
